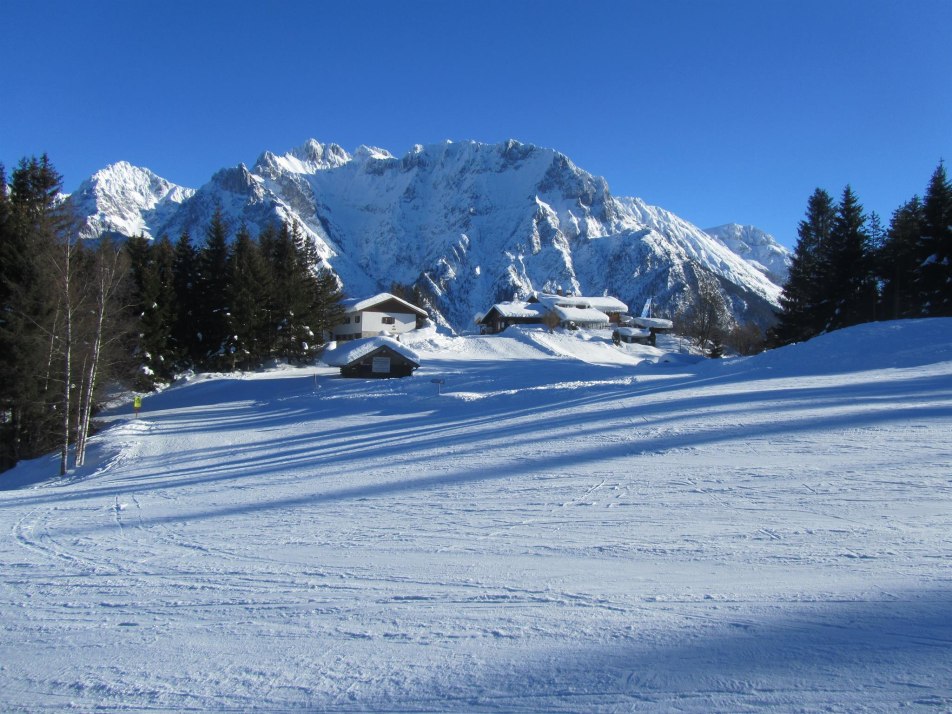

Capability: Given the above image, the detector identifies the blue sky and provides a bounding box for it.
[2,0,949,247]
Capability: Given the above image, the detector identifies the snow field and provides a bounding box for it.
[1,321,951,711]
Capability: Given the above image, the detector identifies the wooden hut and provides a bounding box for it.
[322,336,421,378]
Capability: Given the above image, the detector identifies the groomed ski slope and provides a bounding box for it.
[1,320,951,712]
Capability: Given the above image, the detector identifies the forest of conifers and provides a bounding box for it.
[769,162,952,346]
[0,156,343,474]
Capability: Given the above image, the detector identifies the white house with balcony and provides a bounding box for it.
[332,293,428,341]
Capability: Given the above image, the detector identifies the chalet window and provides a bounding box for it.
[381,316,395,325]
[355,316,360,323]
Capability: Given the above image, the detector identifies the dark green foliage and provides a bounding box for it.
[1,155,129,474]
[916,162,952,315]
[772,186,876,344]
[225,225,271,369]
[0,156,70,469]
[170,230,200,365]
[773,161,951,349]
[260,221,336,363]
[313,268,346,345]
[770,188,836,346]
[878,197,925,319]
[1,153,345,474]
[196,208,232,368]
[825,186,877,331]
[125,234,177,387]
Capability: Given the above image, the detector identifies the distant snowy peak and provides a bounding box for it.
[71,161,195,239]
[704,223,791,285]
[254,139,352,176]
[613,198,783,303]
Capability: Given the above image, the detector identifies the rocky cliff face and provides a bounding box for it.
[69,139,787,332]
[704,223,791,286]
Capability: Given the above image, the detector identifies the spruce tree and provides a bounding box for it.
[0,156,71,469]
[125,234,176,386]
[170,229,200,367]
[196,208,232,368]
[150,235,178,374]
[917,162,952,315]
[261,220,340,363]
[770,188,836,345]
[0,163,14,470]
[878,197,924,319]
[825,185,876,330]
[225,225,271,369]
[312,267,345,345]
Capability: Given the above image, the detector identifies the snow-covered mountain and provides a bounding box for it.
[704,223,791,286]
[69,140,785,331]
[70,161,195,239]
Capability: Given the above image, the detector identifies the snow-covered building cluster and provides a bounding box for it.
[477,292,629,334]
[475,292,673,345]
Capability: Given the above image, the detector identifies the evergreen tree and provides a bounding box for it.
[256,223,280,357]
[824,185,876,330]
[125,234,176,386]
[878,197,924,319]
[0,162,14,470]
[266,221,308,362]
[770,188,836,345]
[225,225,271,369]
[150,235,178,372]
[917,161,952,315]
[0,156,71,470]
[196,208,232,367]
[170,229,200,367]
[261,220,340,363]
[312,267,345,345]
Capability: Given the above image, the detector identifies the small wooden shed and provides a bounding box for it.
[321,336,421,378]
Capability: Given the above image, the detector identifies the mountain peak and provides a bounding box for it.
[68,138,787,330]
[71,161,194,239]
[254,140,351,177]
[704,224,791,285]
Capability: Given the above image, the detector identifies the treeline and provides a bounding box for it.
[124,209,344,383]
[1,155,343,474]
[771,162,952,345]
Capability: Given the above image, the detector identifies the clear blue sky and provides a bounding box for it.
[2,0,949,246]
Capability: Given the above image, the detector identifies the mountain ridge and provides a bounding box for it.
[69,139,790,332]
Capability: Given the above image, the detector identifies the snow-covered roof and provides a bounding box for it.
[615,326,652,338]
[321,336,421,367]
[631,316,674,330]
[340,293,428,317]
[534,293,628,313]
[553,306,611,324]
[480,302,548,320]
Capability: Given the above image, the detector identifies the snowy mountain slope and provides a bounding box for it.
[70,161,195,239]
[2,319,950,711]
[67,140,785,330]
[705,223,791,285]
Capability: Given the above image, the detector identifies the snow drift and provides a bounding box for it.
[1,319,950,711]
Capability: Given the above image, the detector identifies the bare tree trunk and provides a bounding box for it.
[57,243,73,476]
[75,353,92,467]
[75,243,125,468]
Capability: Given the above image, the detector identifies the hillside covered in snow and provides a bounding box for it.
[1,319,950,711]
[68,140,789,332]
